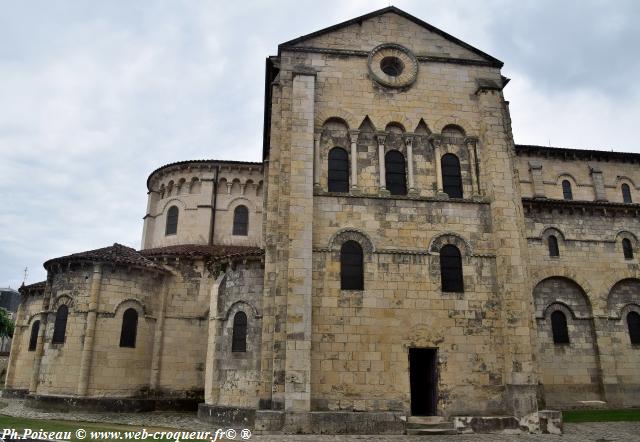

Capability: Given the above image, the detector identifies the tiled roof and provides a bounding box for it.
[515,144,640,163]
[141,244,264,261]
[146,159,263,190]
[18,281,46,295]
[44,243,166,272]
[43,243,263,273]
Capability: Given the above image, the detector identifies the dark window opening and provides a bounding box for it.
[442,154,463,198]
[341,240,364,290]
[328,147,349,192]
[623,238,634,260]
[628,311,640,344]
[233,205,249,236]
[562,180,573,200]
[551,310,570,344]
[119,308,138,348]
[165,205,179,235]
[380,56,404,77]
[232,311,248,352]
[28,320,40,351]
[440,245,463,292]
[622,184,632,203]
[52,305,68,344]
[385,150,407,196]
[548,235,559,257]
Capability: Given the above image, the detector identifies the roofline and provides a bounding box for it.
[278,6,503,68]
[515,144,640,163]
[146,159,263,191]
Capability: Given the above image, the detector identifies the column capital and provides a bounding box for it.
[403,135,414,148]
[348,130,360,143]
[314,132,321,143]
[464,136,479,148]
[376,133,387,146]
[429,134,443,149]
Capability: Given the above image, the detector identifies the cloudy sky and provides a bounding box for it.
[1,0,639,288]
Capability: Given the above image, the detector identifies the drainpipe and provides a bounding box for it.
[209,165,220,245]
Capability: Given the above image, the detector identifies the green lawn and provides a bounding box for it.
[563,408,640,423]
[0,415,211,441]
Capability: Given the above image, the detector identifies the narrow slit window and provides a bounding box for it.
[52,305,68,344]
[328,147,349,192]
[551,310,570,344]
[233,205,249,236]
[341,240,364,290]
[385,150,407,196]
[232,311,248,352]
[119,308,138,348]
[628,311,640,344]
[165,206,179,235]
[622,184,632,203]
[548,235,559,257]
[442,154,463,198]
[562,180,573,200]
[28,320,40,351]
[440,244,464,292]
[623,238,634,260]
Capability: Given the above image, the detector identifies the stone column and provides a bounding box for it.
[528,160,546,198]
[349,130,359,192]
[283,70,315,417]
[150,277,170,391]
[405,135,416,195]
[477,85,538,417]
[431,135,444,196]
[204,272,226,404]
[465,137,479,197]
[141,190,159,249]
[377,134,388,195]
[5,299,26,389]
[77,263,103,396]
[590,164,608,201]
[30,277,53,394]
[313,133,321,190]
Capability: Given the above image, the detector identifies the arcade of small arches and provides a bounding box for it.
[315,116,479,198]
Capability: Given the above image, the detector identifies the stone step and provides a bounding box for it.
[407,416,445,424]
[406,422,455,430]
[406,428,458,436]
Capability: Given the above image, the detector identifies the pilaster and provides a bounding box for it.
[349,130,359,192]
[377,134,389,196]
[77,263,103,396]
[150,278,170,392]
[589,163,608,201]
[476,87,538,417]
[405,135,417,196]
[528,160,546,198]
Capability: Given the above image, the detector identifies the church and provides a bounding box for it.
[5,6,640,435]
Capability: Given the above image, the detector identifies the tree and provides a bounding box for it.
[0,308,14,339]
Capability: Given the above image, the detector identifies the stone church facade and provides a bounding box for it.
[5,7,640,434]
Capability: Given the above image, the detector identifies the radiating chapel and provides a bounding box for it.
[6,7,640,435]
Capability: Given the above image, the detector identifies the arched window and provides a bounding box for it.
[623,238,634,260]
[628,311,640,344]
[119,308,138,348]
[622,184,632,203]
[233,205,249,236]
[328,147,349,192]
[551,310,570,344]
[165,206,179,235]
[232,311,248,352]
[52,305,68,344]
[440,245,463,292]
[340,240,364,290]
[28,320,40,351]
[548,235,559,257]
[562,180,573,200]
[385,150,407,196]
[442,154,463,198]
